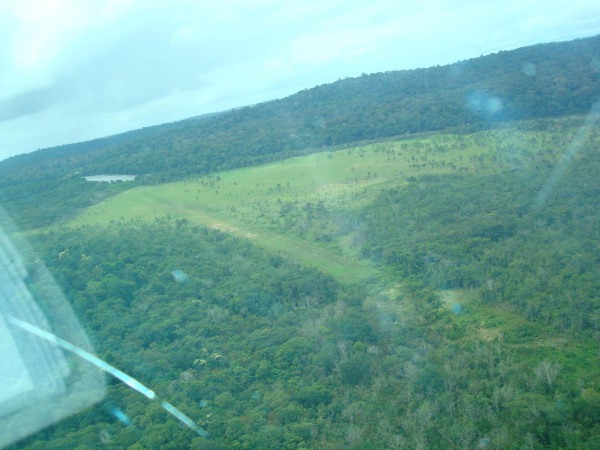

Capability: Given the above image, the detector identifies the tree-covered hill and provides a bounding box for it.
[358,140,600,334]
[1,34,599,228]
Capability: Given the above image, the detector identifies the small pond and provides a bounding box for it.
[84,175,136,182]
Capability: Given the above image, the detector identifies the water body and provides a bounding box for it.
[84,175,136,182]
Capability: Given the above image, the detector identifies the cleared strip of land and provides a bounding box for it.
[71,129,560,283]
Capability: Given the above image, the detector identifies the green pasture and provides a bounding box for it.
[71,127,565,283]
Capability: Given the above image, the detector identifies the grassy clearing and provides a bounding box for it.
[71,127,566,283]
[68,118,599,387]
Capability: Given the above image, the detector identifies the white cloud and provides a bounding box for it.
[0,0,134,100]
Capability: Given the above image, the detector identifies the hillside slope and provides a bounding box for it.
[1,35,599,228]
[13,117,600,449]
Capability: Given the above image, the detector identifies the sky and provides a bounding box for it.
[1,0,600,160]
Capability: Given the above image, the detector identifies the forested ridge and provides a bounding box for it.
[1,34,599,228]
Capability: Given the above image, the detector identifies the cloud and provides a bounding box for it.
[0,84,66,121]
[0,1,133,96]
